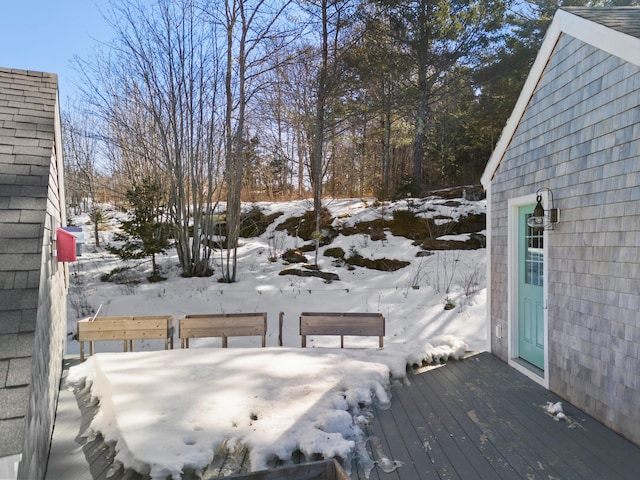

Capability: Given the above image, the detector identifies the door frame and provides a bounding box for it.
[508,194,549,388]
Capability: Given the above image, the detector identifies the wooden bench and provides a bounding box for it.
[77,315,174,361]
[179,313,267,348]
[300,312,385,348]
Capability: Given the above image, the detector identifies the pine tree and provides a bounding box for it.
[108,178,171,282]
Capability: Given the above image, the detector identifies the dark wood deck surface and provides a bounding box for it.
[46,353,640,480]
[363,352,640,479]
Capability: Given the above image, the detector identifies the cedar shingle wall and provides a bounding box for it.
[490,34,640,445]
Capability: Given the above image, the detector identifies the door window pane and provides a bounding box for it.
[525,215,543,286]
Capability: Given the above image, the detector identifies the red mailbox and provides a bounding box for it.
[57,228,77,262]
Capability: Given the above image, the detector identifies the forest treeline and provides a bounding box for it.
[62,0,637,279]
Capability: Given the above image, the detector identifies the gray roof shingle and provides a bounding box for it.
[0,66,58,458]
[563,6,640,39]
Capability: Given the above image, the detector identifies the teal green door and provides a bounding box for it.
[518,206,544,369]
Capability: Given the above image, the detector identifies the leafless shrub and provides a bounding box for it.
[458,263,483,296]
[422,216,456,244]
[68,263,94,318]
[118,280,139,296]
[357,233,369,249]
[406,257,429,293]
[433,250,461,294]
[69,288,94,319]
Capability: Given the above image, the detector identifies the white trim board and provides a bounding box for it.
[0,453,20,480]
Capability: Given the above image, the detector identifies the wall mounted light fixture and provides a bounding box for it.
[526,187,559,230]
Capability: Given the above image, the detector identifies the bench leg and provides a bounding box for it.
[301,335,306,348]
[80,342,84,361]
[340,336,344,349]
[379,336,383,348]
[222,335,228,348]
[90,342,94,357]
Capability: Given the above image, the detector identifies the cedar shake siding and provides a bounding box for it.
[482,8,640,447]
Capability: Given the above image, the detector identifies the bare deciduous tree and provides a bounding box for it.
[81,0,224,276]
[62,106,104,246]
[302,0,355,263]
[219,0,293,282]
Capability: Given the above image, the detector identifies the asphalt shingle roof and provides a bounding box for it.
[563,6,640,39]
[0,66,58,458]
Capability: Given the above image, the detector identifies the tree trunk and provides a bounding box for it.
[413,102,426,195]
[311,0,329,265]
[382,86,392,196]
[223,0,237,282]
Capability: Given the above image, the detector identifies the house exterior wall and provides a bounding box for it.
[0,68,67,480]
[489,33,640,445]
[17,114,68,480]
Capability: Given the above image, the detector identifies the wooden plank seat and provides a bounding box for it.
[300,312,385,348]
[77,315,174,361]
[179,312,267,348]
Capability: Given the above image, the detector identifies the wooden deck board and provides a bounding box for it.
[369,406,418,478]
[47,353,640,480]
[450,361,591,478]
[364,353,640,480]
[445,356,626,479]
[446,356,621,479]
[419,364,526,479]
[434,357,573,479]
[389,381,457,478]
[404,368,507,479]
[448,355,632,479]
[398,364,532,479]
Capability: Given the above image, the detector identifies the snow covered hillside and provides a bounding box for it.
[66,192,487,352]
[65,191,488,478]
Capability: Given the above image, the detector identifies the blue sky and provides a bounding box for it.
[0,1,112,100]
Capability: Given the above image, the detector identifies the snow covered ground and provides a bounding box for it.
[65,195,488,479]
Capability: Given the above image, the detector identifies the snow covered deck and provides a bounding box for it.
[46,353,640,479]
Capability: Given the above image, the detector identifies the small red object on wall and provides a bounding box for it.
[57,228,77,262]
